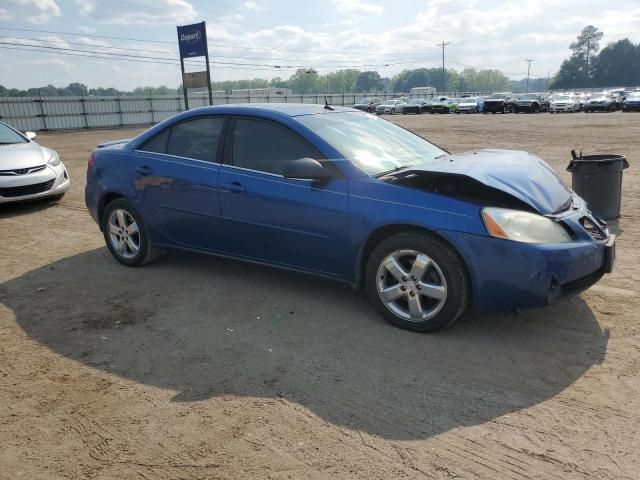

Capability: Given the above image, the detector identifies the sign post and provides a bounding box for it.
[177,21,212,110]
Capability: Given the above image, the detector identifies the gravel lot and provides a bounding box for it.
[1,111,638,479]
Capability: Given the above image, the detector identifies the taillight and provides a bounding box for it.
[87,151,95,169]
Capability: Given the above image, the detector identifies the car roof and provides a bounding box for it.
[182,103,356,117]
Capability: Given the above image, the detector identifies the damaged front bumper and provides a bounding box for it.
[437,199,614,310]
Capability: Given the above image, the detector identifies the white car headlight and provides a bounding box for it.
[45,148,61,166]
[482,207,572,244]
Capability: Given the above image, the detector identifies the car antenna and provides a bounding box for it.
[324,96,334,111]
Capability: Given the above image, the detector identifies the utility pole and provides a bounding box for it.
[525,59,534,93]
[437,41,449,93]
[585,34,592,85]
[547,71,550,90]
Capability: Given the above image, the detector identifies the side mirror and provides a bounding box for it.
[25,131,36,140]
[283,158,332,181]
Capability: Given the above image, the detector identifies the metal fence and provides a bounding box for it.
[0,91,488,132]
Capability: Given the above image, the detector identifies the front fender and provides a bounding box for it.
[346,177,487,284]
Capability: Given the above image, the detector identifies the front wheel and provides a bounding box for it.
[101,198,158,267]
[365,232,469,332]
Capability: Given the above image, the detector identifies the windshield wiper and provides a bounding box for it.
[373,164,414,178]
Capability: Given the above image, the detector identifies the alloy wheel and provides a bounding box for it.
[376,249,447,322]
[107,208,141,260]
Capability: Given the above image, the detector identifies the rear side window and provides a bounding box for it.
[232,118,320,175]
[140,129,169,154]
[139,117,225,163]
[168,117,225,162]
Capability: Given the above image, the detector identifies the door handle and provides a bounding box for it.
[134,166,153,176]
[221,182,246,193]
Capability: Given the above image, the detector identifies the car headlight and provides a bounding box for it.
[482,207,572,244]
[45,148,61,166]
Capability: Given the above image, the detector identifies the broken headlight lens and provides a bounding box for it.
[482,207,572,244]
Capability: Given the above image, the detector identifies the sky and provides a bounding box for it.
[0,0,639,90]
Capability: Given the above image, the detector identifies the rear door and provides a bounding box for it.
[216,116,349,278]
[131,116,227,249]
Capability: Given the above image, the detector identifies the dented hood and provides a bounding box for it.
[408,149,572,214]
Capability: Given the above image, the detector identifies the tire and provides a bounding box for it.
[365,232,470,332]
[101,198,158,267]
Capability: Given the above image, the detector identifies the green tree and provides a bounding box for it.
[353,71,384,92]
[552,25,604,88]
[288,68,320,94]
[571,25,604,84]
[592,39,640,87]
[460,68,509,92]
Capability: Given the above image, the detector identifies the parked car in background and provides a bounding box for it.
[514,93,548,113]
[353,97,381,113]
[402,98,430,114]
[483,92,514,113]
[85,104,615,333]
[576,92,590,110]
[375,99,405,115]
[455,96,483,113]
[622,91,640,111]
[584,92,616,112]
[549,94,581,113]
[430,97,457,114]
[0,121,70,204]
[609,90,626,110]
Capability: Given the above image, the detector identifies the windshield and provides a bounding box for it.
[519,94,538,100]
[0,123,28,145]
[489,94,507,99]
[297,112,446,176]
[628,92,640,99]
[410,99,423,104]
[460,98,476,103]
[554,95,572,101]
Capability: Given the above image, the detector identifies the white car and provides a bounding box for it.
[0,121,70,204]
[375,99,405,115]
[548,94,580,113]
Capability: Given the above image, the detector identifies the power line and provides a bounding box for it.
[0,45,287,71]
[0,35,442,65]
[0,41,442,70]
[0,26,442,57]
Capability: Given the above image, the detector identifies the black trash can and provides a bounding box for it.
[567,152,629,220]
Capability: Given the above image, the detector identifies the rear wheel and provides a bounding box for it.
[101,198,158,267]
[365,232,469,332]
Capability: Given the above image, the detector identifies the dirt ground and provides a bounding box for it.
[1,111,639,480]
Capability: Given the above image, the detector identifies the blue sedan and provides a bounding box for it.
[85,104,615,332]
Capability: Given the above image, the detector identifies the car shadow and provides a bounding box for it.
[0,197,60,219]
[1,248,608,440]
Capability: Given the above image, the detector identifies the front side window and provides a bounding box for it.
[232,118,320,175]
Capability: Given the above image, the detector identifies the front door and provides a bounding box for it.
[217,117,349,279]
